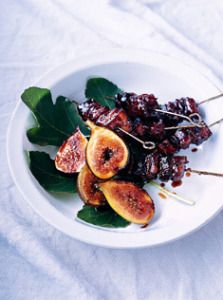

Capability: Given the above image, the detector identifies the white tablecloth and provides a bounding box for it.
[1,1,223,299]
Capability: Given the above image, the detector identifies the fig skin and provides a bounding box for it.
[55,128,88,173]
[86,120,129,180]
[98,180,155,224]
[77,164,106,206]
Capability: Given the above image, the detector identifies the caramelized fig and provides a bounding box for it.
[77,164,106,206]
[98,180,155,224]
[86,121,129,179]
[55,128,88,173]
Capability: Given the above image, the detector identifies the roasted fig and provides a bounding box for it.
[98,180,155,224]
[55,128,88,173]
[86,121,129,179]
[77,164,106,206]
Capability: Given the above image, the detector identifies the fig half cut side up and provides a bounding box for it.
[98,180,155,224]
[77,164,106,206]
[55,128,88,173]
[86,120,129,180]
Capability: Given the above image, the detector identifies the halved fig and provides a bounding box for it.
[55,128,88,173]
[98,180,155,224]
[77,164,106,206]
[86,120,129,179]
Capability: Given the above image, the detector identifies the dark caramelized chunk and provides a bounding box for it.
[132,118,150,137]
[78,99,109,121]
[170,129,192,149]
[170,156,188,182]
[183,97,199,115]
[159,156,172,182]
[149,120,165,141]
[78,99,132,133]
[158,139,178,155]
[96,108,132,132]
[144,152,160,180]
[116,92,159,119]
[189,123,212,145]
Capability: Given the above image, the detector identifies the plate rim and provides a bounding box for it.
[6,48,223,249]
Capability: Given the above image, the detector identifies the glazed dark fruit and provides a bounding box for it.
[55,128,88,173]
[77,164,106,206]
[86,121,129,179]
[98,180,155,224]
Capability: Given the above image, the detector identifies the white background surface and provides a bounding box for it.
[1,1,223,299]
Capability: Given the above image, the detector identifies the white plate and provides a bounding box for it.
[7,49,223,249]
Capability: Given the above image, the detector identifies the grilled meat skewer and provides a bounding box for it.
[133,152,188,183]
[116,92,199,125]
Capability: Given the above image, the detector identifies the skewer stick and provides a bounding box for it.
[209,118,223,128]
[149,181,195,205]
[118,127,156,150]
[198,93,223,105]
[118,117,223,151]
[164,123,203,130]
[155,110,204,129]
[186,168,223,178]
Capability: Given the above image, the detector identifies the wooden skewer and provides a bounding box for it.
[119,117,223,150]
[186,168,223,178]
[198,93,223,105]
[154,110,204,129]
[149,181,195,205]
[209,118,223,128]
[118,127,156,150]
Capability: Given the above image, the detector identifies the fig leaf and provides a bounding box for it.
[29,151,76,193]
[22,87,89,146]
[85,77,122,109]
[77,205,130,228]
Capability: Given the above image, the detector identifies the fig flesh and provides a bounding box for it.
[86,121,129,179]
[98,180,155,224]
[77,164,106,206]
[55,128,88,173]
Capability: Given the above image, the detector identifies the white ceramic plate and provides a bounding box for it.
[7,49,223,249]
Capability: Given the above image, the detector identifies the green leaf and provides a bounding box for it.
[85,77,122,109]
[77,205,130,228]
[22,87,89,146]
[29,151,76,193]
